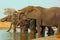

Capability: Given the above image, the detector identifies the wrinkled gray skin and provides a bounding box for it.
[20,6,60,37]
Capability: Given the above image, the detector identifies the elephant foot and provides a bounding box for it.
[14,30,16,33]
[47,31,54,36]
[25,29,28,33]
[40,31,45,37]
[37,30,40,38]
[47,30,54,36]
[40,34,45,37]
[47,26,54,36]
[40,26,45,37]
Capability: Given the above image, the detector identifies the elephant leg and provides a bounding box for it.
[30,19,36,34]
[20,25,23,32]
[40,25,45,37]
[13,24,17,32]
[33,25,37,38]
[22,26,27,33]
[24,26,28,33]
[20,27,22,32]
[30,25,35,34]
[30,24,36,34]
[56,25,60,35]
[33,19,36,34]
[34,26,36,34]
[25,27,28,33]
[20,25,27,33]
[30,25,36,38]
[36,20,40,38]
[47,26,54,36]
[25,25,29,32]
[7,23,12,32]
[36,26,40,38]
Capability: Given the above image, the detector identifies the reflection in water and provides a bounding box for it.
[0,30,36,40]
[13,32,28,40]
[30,33,36,40]
[20,33,28,40]
[0,27,57,40]
[13,32,36,40]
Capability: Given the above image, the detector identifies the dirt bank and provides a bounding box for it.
[0,22,11,30]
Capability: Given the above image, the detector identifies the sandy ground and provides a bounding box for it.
[32,36,60,40]
[0,22,11,29]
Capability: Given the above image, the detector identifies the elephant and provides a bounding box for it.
[1,11,19,32]
[18,6,60,37]
[1,6,60,37]
[42,7,60,35]
[1,11,36,33]
[18,6,44,37]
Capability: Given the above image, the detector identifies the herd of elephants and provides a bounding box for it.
[1,6,60,37]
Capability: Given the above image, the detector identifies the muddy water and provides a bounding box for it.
[0,30,37,40]
[0,28,57,40]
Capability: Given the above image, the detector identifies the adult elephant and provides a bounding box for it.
[19,6,60,37]
[18,6,44,37]
[37,7,60,35]
[48,7,60,35]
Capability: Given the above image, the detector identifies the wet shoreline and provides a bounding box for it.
[0,27,57,40]
[0,29,37,40]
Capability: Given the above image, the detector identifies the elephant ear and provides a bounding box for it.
[25,7,41,19]
[19,6,44,19]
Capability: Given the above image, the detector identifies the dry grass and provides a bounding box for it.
[0,22,11,30]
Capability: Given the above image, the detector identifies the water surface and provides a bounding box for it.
[0,29,37,40]
[0,28,57,40]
